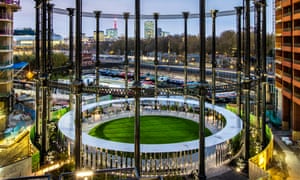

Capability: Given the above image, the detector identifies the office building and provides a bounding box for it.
[0,0,20,132]
[275,0,300,140]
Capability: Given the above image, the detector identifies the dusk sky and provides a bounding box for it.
[14,0,273,37]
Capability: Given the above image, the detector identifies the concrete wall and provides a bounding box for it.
[0,157,32,178]
[0,130,30,167]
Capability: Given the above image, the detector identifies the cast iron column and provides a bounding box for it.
[74,0,83,170]
[211,9,218,123]
[154,12,159,110]
[40,0,48,165]
[183,12,189,106]
[124,12,129,109]
[134,0,141,177]
[244,0,251,174]
[261,0,267,148]
[47,3,53,73]
[198,0,207,179]
[47,4,53,130]
[235,7,243,118]
[34,0,41,146]
[94,11,101,102]
[67,8,74,110]
[255,1,262,131]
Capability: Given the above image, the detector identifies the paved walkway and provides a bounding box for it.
[272,129,300,180]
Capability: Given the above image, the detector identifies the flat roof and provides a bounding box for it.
[58,97,243,153]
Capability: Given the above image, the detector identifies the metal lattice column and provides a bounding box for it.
[198,0,207,179]
[123,12,130,110]
[74,0,83,170]
[34,0,41,147]
[243,0,251,174]
[154,12,159,110]
[211,9,218,124]
[255,1,262,131]
[261,0,267,148]
[40,0,49,165]
[235,6,243,118]
[94,11,101,102]
[183,11,189,111]
[134,0,141,177]
[67,8,74,110]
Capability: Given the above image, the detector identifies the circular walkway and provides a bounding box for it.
[58,97,243,153]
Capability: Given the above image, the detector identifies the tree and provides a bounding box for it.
[52,53,68,68]
[13,54,36,69]
[217,30,236,55]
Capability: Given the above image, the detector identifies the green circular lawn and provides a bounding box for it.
[88,115,212,144]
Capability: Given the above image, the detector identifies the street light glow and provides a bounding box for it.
[76,170,93,177]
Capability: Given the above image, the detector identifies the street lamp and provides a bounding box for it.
[76,170,93,179]
[26,70,34,80]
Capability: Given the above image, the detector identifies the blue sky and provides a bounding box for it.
[14,0,273,38]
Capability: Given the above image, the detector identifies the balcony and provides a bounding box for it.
[283,12,291,17]
[282,0,291,7]
[0,13,12,21]
[294,43,300,51]
[295,91,300,98]
[294,91,300,105]
[295,59,300,65]
[283,57,292,62]
[276,1,281,8]
[276,69,283,76]
[275,56,282,64]
[295,8,300,14]
[283,71,292,78]
[275,80,282,88]
[0,45,9,50]
[295,24,300,29]
[283,86,292,93]
[0,0,20,10]
[0,0,20,6]
[0,60,12,66]
[0,29,12,36]
[295,75,300,82]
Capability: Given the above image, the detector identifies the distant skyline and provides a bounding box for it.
[14,0,273,38]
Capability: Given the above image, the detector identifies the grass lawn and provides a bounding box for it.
[88,115,212,144]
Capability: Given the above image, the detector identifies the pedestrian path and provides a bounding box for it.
[273,130,300,180]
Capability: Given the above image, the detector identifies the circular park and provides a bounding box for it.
[88,115,212,144]
[58,97,243,176]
